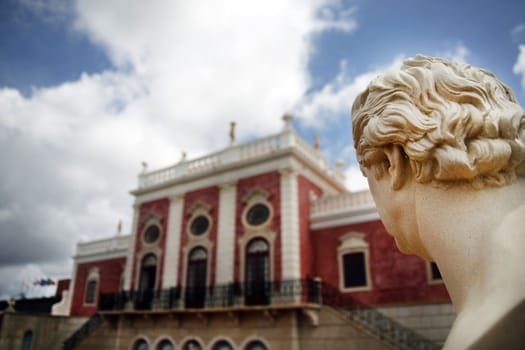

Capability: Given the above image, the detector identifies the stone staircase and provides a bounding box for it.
[347,306,441,350]
[63,314,103,350]
[319,282,440,350]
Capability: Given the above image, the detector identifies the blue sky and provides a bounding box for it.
[1,0,525,299]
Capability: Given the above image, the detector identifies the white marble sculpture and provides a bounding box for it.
[352,55,525,349]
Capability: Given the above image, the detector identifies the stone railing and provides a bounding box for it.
[137,129,344,190]
[76,235,130,257]
[311,191,375,216]
[98,279,322,311]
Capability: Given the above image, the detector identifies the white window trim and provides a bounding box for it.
[337,232,372,293]
[134,249,161,291]
[83,267,100,306]
[238,230,276,284]
[239,189,275,284]
[241,188,273,230]
[181,239,214,288]
[186,202,213,239]
[141,218,163,247]
[426,261,444,285]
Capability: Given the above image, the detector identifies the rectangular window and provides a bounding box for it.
[343,252,367,288]
[430,262,442,281]
[85,280,98,304]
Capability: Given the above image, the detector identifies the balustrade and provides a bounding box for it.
[311,191,376,216]
[137,130,343,190]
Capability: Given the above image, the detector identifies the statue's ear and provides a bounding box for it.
[384,145,407,191]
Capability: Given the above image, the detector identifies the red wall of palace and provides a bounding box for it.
[312,220,450,306]
[177,186,220,286]
[297,175,321,279]
[131,198,170,291]
[234,171,281,282]
[55,279,70,298]
[71,257,126,316]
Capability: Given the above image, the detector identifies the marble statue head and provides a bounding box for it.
[352,55,525,189]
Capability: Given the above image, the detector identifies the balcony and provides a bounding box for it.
[98,279,322,312]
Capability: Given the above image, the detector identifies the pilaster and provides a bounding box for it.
[215,181,237,284]
[122,203,140,291]
[162,194,185,288]
[280,168,301,280]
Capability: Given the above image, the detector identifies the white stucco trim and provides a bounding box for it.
[215,182,237,284]
[280,168,301,280]
[73,250,128,264]
[180,239,214,294]
[238,230,276,284]
[83,267,100,306]
[134,248,162,291]
[132,151,344,206]
[162,195,184,288]
[123,205,140,291]
[310,206,380,229]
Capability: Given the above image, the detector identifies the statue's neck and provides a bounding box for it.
[416,181,525,349]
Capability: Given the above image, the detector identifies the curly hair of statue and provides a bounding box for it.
[352,55,525,189]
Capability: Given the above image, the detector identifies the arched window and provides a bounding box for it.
[20,330,33,350]
[212,340,234,350]
[245,238,270,305]
[85,280,98,304]
[137,254,157,309]
[84,267,100,305]
[182,339,202,350]
[156,339,174,350]
[132,338,149,350]
[245,340,267,350]
[185,247,207,308]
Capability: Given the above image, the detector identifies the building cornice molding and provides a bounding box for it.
[132,147,346,204]
[310,205,380,229]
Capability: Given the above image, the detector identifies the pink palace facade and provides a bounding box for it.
[44,115,454,350]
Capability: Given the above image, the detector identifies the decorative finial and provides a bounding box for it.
[141,161,148,174]
[282,113,294,130]
[335,159,345,169]
[229,121,236,145]
[180,151,187,162]
[6,298,15,313]
[117,220,122,236]
[314,134,320,150]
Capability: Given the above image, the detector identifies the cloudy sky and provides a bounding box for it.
[1,0,525,299]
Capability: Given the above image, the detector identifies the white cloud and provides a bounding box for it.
[294,56,404,128]
[344,165,368,192]
[440,42,470,63]
[0,0,358,298]
[513,45,525,92]
[512,23,525,42]
[0,263,68,299]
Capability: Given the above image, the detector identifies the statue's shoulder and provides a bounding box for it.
[468,299,525,349]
